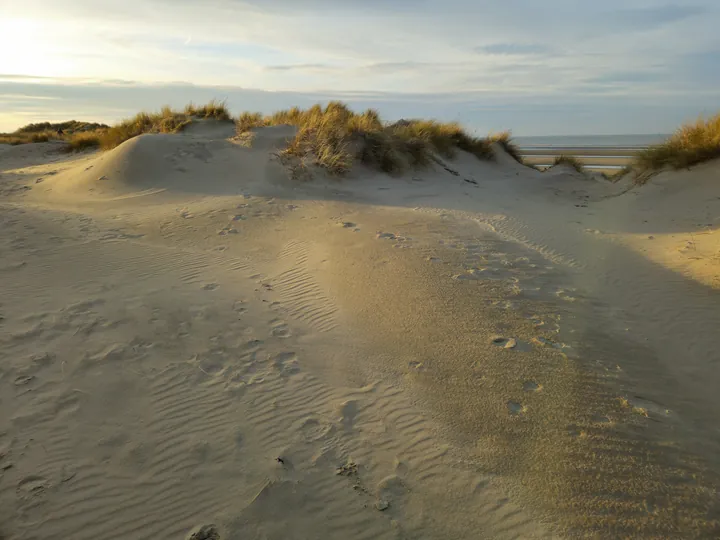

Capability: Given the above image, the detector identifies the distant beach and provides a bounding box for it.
[516,134,669,171]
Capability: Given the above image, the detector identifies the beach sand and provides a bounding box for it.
[1,121,719,539]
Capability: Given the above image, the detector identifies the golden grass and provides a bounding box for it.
[184,99,232,121]
[633,113,720,177]
[236,112,266,134]
[98,104,210,150]
[552,155,587,174]
[235,102,516,175]
[2,100,530,178]
[61,131,103,153]
[487,131,524,163]
[0,121,110,147]
[0,131,51,145]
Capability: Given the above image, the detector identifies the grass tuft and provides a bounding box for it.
[184,99,232,121]
[234,104,503,176]
[61,131,103,153]
[0,121,109,146]
[99,101,224,150]
[487,131,524,164]
[552,155,587,174]
[633,113,720,175]
[236,112,266,134]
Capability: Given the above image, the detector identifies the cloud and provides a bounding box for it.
[475,43,552,56]
[0,93,61,101]
[613,4,707,31]
[360,61,441,74]
[264,63,337,72]
[584,70,668,84]
[2,0,719,134]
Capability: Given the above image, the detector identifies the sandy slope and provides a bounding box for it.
[1,122,719,539]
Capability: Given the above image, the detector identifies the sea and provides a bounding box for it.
[514,134,668,149]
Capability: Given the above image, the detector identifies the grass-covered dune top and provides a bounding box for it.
[551,155,587,174]
[237,101,522,175]
[633,113,720,175]
[99,100,232,150]
[0,100,232,152]
[0,120,109,146]
[2,100,525,175]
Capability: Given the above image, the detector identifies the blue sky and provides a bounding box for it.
[1,0,719,135]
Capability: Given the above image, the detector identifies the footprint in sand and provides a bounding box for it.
[273,352,300,375]
[299,417,334,441]
[492,337,532,351]
[375,474,407,511]
[16,475,49,509]
[270,320,291,338]
[224,372,248,396]
[338,400,359,430]
[507,401,526,416]
[193,349,228,376]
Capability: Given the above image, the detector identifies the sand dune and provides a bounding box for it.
[1,121,719,539]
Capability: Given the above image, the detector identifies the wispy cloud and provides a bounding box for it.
[264,63,337,72]
[613,4,707,30]
[584,70,668,84]
[475,43,553,56]
[0,93,61,101]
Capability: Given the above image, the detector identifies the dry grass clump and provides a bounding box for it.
[184,99,232,121]
[236,112,266,134]
[236,101,512,176]
[98,100,231,150]
[388,119,494,161]
[487,131,524,164]
[99,109,188,150]
[0,120,109,147]
[552,155,587,174]
[13,120,108,134]
[633,113,720,176]
[0,131,52,145]
[61,131,104,153]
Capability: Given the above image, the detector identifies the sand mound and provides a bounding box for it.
[598,160,720,287]
[37,124,288,201]
[490,142,533,173]
[246,125,298,151]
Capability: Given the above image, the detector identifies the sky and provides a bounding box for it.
[1,0,719,135]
